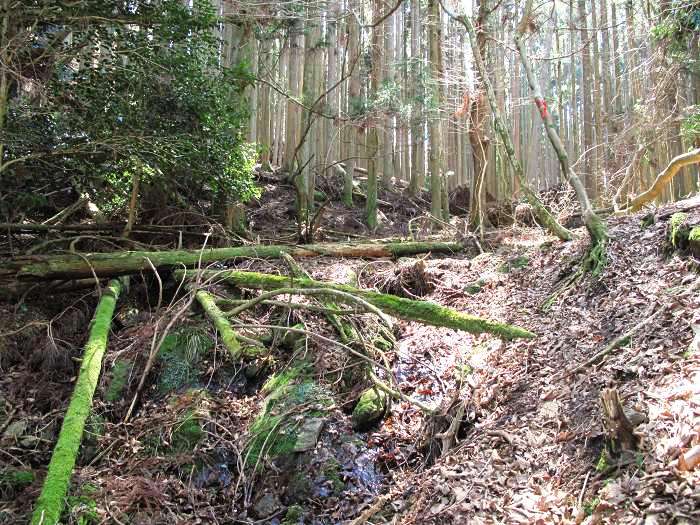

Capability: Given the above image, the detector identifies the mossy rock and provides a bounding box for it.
[246,363,333,467]
[667,213,700,255]
[689,226,700,257]
[352,386,389,430]
[157,327,213,394]
[668,212,689,248]
[282,504,305,525]
[105,359,133,403]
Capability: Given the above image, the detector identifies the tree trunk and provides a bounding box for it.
[428,0,443,222]
[579,0,596,198]
[31,278,126,525]
[366,0,382,229]
[176,269,535,340]
[408,0,424,196]
[468,0,492,229]
[2,241,469,281]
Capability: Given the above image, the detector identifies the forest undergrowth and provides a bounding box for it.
[1,181,699,524]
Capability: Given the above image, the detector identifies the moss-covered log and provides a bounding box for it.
[175,269,535,340]
[195,289,261,360]
[1,240,466,282]
[31,277,126,525]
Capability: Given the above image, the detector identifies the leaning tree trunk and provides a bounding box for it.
[446,7,572,241]
[175,268,535,339]
[32,278,126,525]
[514,0,607,267]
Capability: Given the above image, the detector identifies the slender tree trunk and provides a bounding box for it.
[569,0,579,160]
[515,0,607,258]
[428,0,443,222]
[345,0,362,206]
[408,0,423,196]
[382,11,395,187]
[590,0,604,193]
[366,0,382,229]
[285,19,304,174]
[579,0,596,198]
[448,8,572,241]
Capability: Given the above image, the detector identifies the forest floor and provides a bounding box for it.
[1,178,699,524]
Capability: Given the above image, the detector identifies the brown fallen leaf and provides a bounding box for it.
[555,431,574,442]
[677,444,700,471]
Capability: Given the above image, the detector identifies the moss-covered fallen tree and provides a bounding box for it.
[32,277,126,525]
[175,269,535,340]
[194,289,263,359]
[1,240,466,282]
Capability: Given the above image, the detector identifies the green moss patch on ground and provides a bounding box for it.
[157,327,213,394]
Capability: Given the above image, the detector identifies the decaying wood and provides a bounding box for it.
[600,388,639,452]
[31,278,126,525]
[0,240,467,282]
[174,268,536,340]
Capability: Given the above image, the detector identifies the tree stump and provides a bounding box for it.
[600,388,638,452]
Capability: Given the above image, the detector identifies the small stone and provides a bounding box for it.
[293,418,325,452]
[253,492,281,518]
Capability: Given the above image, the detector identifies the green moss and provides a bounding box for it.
[283,504,305,524]
[105,359,132,402]
[583,497,600,516]
[157,327,213,394]
[498,255,529,273]
[465,279,485,294]
[262,363,308,395]
[172,410,204,452]
[0,469,35,490]
[689,226,700,242]
[640,213,655,229]
[322,458,345,493]
[595,449,610,472]
[352,387,388,430]
[65,484,99,525]
[669,212,689,248]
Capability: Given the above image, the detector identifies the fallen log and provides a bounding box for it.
[31,277,126,525]
[194,289,262,359]
[1,240,466,281]
[175,269,535,340]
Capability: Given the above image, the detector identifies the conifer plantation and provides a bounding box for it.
[1,0,699,523]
